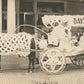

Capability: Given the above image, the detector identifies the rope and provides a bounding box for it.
[16,48,45,52]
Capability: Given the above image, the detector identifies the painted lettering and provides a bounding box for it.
[73,18,84,24]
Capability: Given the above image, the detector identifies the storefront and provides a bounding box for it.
[0,0,84,34]
[1,0,84,70]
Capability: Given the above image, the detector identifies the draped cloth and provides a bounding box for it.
[0,32,33,57]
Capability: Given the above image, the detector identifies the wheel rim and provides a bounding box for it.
[39,48,66,74]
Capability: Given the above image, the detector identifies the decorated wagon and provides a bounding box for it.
[40,15,84,74]
[0,15,84,74]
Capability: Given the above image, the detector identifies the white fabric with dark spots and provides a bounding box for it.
[0,32,33,57]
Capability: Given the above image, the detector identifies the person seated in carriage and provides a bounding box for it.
[71,35,78,46]
[78,32,84,47]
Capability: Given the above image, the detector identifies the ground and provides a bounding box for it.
[0,64,84,84]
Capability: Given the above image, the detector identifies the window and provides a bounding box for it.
[16,0,35,34]
[20,0,33,12]
[2,0,7,33]
[19,0,34,25]
[37,2,64,27]
[37,2,64,13]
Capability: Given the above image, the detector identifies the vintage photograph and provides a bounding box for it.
[0,0,84,84]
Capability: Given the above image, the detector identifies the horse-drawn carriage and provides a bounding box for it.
[0,15,84,74]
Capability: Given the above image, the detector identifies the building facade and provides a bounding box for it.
[1,0,84,34]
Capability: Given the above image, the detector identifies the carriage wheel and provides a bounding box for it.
[39,48,66,74]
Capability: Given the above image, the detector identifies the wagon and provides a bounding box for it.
[1,15,84,74]
[15,23,84,74]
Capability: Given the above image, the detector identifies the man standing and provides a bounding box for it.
[28,36,36,73]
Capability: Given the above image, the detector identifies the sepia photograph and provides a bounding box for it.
[0,0,84,84]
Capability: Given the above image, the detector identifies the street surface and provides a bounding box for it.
[0,64,84,84]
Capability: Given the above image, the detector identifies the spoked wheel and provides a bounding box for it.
[39,48,66,74]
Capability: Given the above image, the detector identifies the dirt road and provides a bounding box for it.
[0,64,84,84]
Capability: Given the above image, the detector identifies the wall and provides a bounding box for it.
[1,55,28,70]
[66,2,84,14]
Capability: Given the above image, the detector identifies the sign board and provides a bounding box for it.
[42,15,84,28]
